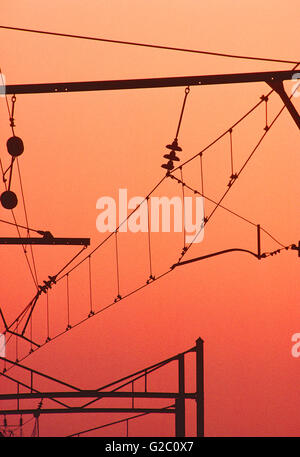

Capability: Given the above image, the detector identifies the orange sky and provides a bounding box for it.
[0,1,299,437]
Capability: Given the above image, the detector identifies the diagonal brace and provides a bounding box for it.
[267,79,300,129]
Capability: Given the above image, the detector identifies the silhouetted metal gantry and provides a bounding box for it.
[5,70,300,129]
[0,338,204,437]
[1,69,299,437]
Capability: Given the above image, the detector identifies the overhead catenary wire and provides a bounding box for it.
[55,175,167,283]
[2,68,298,367]
[168,173,289,247]
[14,62,298,292]
[88,255,94,317]
[67,405,175,437]
[0,218,46,234]
[4,208,295,370]
[175,83,299,262]
[1,244,88,346]
[0,25,298,65]
[0,50,298,381]
[114,230,121,300]
[146,197,154,280]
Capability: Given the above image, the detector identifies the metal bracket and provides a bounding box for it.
[267,78,300,129]
[0,235,90,246]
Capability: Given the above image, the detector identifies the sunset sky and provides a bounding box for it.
[0,1,299,437]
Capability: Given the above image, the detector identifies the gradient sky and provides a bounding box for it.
[0,1,299,437]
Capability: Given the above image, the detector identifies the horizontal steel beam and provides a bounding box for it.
[0,237,90,246]
[5,70,299,95]
[0,407,175,416]
[0,391,196,401]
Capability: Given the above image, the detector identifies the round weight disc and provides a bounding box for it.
[7,136,24,157]
[0,190,18,209]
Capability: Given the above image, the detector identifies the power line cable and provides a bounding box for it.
[2,63,298,368]
[176,85,299,262]
[0,25,298,65]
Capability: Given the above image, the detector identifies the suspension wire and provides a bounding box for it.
[0,364,78,408]
[171,61,299,174]
[4,296,37,332]
[6,216,296,368]
[175,87,190,140]
[54,246,88,279]
[168,173,288,248]
[0,77,39,290]
[21,293,40,336]
[199,153,204,196]
[180,167,186,249]
[261,94,269,131]
[4,126,294,365]
[66,274,71,330]
[3,64,299,368]
[88,255,94,316]
[1,201,291,366]
[171,93,270,174]
[9,269,173,369]
[260,227,286,248]
[5,176,168,356]
[30,313,33,353]
[146,197,153,280]
[79,350,191,409]
[265,97,268,130]
[7,157,15,191]
[67,404,175,437]
[176,89,297,262]
[10,208,39,290]
[16,159,39,286]
[56,175,167,283]
[227,128,238,187]
[229,128,234,175]
[0,25,298,64]
[115,230,121,299]
[50,92,185,290]
[0,218,46,234]
[199,153,206,221]
[15,319,19,362]
[0,157,6,185]
[3,245,87,341]
[169,174,256,227]
[46,292,50,341]
[2,158,39,289]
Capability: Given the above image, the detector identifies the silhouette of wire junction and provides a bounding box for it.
[0,76,299,369]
